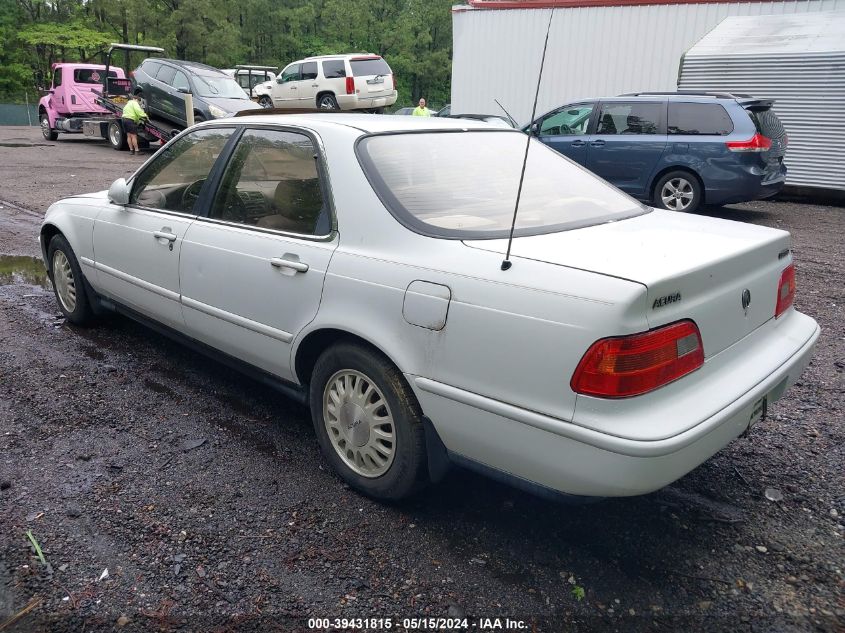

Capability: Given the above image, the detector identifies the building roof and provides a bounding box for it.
[686,11,845,55]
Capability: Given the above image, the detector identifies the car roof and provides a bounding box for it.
[301,53,381,61]
[155,58,226,76]
[221,113,510,134]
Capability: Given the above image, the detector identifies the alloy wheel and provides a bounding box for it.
[52,249,77,313]
[660,177,695,211]
[323,369,396,478]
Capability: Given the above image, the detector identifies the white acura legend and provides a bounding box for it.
[40,114,819,501]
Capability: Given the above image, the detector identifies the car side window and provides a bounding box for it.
[322,60,346,78]
[280,64,301,83]
[596,102,661,135]
[540,104,594,136]
[209,128,328,236]
[53,68,62,88]
[156,65,176,85]
[130,128,235,214]
[301,62,318,81]
[172,70,190,92]
[668,102,733,135]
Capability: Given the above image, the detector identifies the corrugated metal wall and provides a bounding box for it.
[451,0,845,125]
[679,27,844,190]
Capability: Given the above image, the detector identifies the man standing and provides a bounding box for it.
[412,98,431,117]
[121,93,149,155]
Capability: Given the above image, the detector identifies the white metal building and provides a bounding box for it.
[678,12,845,190]
[451,0,845,126]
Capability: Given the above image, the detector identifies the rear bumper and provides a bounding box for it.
[411,310,819,497]
[706,161,787,205]
[337,91,398,111]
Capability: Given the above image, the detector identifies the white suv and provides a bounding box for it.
[269,54,397,112]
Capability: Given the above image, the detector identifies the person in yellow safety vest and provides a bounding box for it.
[122,93,149,155]
[412,98,431,117]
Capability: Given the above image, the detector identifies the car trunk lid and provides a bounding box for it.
[464,209,792,357]
[739,99,788,179]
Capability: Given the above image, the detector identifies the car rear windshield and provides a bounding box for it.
[357,131,647,239]
[192,75,248,99]
[350,58,391,77]
[74,69,118,84]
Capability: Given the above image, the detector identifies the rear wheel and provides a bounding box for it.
[309,342,428,500]
[653,170,702,213]
[48,235,94,326]
[317,94,339,110]
[107,119,127,150]
[40,113,58,141]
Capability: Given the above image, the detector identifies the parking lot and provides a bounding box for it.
[0,126,843,632]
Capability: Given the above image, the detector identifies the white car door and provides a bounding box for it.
[179,127,337,382]
[92,127,236,330]
[272,63,301,109]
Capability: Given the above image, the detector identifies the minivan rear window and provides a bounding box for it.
[668,103,733,135]
[357,131,647,239]
[350,58,391,77]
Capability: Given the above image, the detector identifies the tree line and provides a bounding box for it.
[0,0,455,107]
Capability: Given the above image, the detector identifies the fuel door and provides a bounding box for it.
[402,281,451,331]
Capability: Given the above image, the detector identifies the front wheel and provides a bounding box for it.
[317,94,339,110]
[258,96,273,108]
[653,171,702,213]
[107,119,127,150]
[40,113,58,141]
[309,342,428,500]
[48,235,94,326]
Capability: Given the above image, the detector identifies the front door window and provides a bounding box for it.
[131,128,235,213]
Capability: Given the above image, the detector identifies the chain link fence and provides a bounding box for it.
[0,92,40,126]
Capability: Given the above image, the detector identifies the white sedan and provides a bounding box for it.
[40,114,820,501]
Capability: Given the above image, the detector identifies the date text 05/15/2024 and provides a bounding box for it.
[307,617,529,630]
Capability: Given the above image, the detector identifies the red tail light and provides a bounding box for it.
[775,264,796,318]
[571,320,704,398]
[390,73,396,90]
[726,133,772,152]
[345,76,355,95]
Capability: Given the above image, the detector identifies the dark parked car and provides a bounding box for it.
[132,58,262,126]
[526,92,788,212]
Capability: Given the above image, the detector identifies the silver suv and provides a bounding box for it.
[268,54,397,112]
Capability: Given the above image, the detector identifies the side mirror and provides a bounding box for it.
[276,77,283,84]
[177,87,190,94]
[108,178,130,205]
[530,122,540,136]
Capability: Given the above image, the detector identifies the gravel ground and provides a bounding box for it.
[0,126,843,632]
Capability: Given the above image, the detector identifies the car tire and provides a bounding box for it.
[309,342,428,500]
[107,119,127,150]
[317,94,339,110]
[259,96,272,108]
[193,113,205,124]
[653,170,702,213]
[48,235,95,326]
[40,113,58,141]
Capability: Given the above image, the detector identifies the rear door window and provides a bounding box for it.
[350,57,391,77]
[156,66,176,85]
[668,103,733,135]
[595,102,661,135]
[322,60,346,78]
[141,61,162,78]
[301,62,318,81]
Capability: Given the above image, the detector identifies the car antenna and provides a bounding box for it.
[501,8,554,272]
[493,98,518,130]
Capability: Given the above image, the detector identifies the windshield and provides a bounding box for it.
[192,75,249,99]
[357,131,647,239]
[350,58,391,77]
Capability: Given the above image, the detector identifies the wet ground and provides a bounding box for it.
[0,126,843,632]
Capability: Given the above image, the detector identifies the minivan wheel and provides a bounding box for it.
[317,94,339,110]
[48,235,94,326]
[40,113,58,141]
[309,342,428,500]
[653,171,702,213]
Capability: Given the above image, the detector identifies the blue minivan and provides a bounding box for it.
[527,92,788,212]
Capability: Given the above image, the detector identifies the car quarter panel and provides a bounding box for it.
[41,193,106,284]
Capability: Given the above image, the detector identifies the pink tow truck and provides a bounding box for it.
[38,43,177,150]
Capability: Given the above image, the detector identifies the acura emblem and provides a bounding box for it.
[741,288,751,315]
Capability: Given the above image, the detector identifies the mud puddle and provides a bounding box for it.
[0,142,53,148]
[0,255,50,287]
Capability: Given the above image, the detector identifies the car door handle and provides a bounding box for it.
[590,140,606,147]
[312,84,319,87]
[571,140,587,147]
[270,257,309,273]
[153,230,177,242]
[290,86,297,90]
